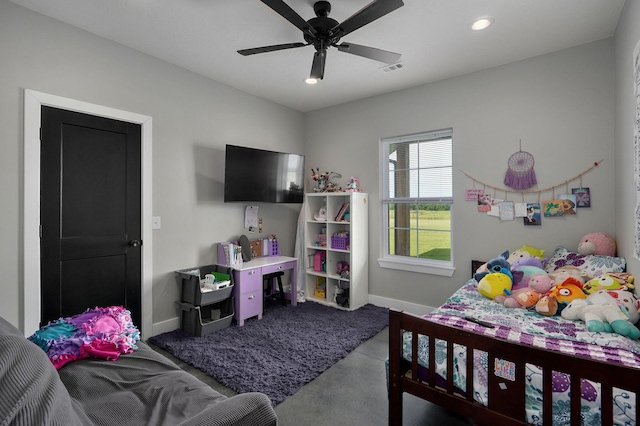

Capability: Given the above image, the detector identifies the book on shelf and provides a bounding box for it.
[334,202,349,221]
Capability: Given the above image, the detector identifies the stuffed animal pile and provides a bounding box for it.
[535,276,587,316]
[473,233,640,339]
[476,245,548,307]
[494,274,553,309]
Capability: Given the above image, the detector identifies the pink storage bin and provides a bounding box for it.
[313,251,326,271]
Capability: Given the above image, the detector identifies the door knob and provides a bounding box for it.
[129,240,142,247]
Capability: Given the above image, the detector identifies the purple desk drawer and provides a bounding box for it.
[262,261,296,276]
[233,268,263,326]
[235,269,261,293]
[241,290,262,314]
[234,289,262,326]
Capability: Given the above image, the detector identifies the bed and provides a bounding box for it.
[388,251,640,426]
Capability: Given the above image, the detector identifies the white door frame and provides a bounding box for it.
[23,89,153,338]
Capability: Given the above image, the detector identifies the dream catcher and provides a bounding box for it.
[504,142,537,190]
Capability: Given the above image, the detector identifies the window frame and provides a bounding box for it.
[378,129,455,276]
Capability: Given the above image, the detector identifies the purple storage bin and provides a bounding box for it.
[331,236,349,250]
[269,240,280,256]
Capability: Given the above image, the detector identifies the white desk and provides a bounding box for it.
[231,256,297,326]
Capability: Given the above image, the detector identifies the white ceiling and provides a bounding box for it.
[8,0,625,112]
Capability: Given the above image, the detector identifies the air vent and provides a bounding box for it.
[380,62,404,72]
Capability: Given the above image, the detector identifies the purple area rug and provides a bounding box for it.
[149,301,388,405]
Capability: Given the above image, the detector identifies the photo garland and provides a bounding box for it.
[462,160,601,227]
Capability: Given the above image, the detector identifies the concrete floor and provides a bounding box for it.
[150,326,473,426]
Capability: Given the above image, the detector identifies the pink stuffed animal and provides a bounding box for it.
[577,232,616,257]
[495,274,553,309]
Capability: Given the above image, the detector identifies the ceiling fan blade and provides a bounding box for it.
[310,50,327,80]
[337,43,401,64]
[238,42,307,56]
[261,0,316,38]
[332,0,404,38]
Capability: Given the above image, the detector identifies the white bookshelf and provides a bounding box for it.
[304,192,368,310]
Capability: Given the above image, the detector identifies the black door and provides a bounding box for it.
[40,106,142,327]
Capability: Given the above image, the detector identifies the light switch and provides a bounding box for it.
[152,216,161,230]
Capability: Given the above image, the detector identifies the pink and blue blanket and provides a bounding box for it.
[28,306,140,369]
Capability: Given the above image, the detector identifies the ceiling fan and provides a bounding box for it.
[238,0,404,82]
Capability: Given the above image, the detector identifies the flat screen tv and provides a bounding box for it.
[224,144,305,203]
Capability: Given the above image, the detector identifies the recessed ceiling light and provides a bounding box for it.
[470,17,494,31]
[305,78,318,85]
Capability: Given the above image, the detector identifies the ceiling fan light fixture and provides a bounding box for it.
[239,1,404,81]
[470,17,494,31]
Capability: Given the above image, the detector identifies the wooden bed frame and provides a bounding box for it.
[388,308,640,426]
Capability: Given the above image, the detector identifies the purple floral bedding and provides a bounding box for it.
[402,280,640,425]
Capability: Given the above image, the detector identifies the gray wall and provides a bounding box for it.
[0,0,304,330]
[614,0,640,282]
[305,40,615,309]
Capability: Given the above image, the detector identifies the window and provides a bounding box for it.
[379,129,454,276]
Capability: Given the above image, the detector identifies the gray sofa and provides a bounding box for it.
[0,316,277,426]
